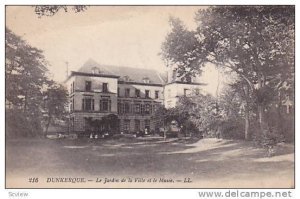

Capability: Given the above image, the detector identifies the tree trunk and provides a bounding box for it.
[256,73,269,136]
[243,84,250,140]
[24,91,28,112]
[277,91,283,134]
[45,116,51,137]
[258,104,263,125]
[244,107,250,140]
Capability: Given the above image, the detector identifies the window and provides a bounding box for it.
[141,104,145,114]
[124,119,130,132]
[145,104,151,115]
[82,98,94,111]
[124,76,130,82]
[143,77,150,83]
[152,104,157,113]
[155,90,159,99]
[92,67,100,74]
[118,102,122,114]
[85,81,92,91]
[184,88,189,96]
[124,102,130,114]
[195,88,200,95]
[134,120,140,131]
[70,99,73,112]
[84,117,89,131]
[102,83,108,93]
[117,88,120,97]
[135,104,141,114]
[100,98,111,112]
[70,98,75,112]
[70,82,73,94]
[118,102,126,114]
[125,88,130,98]
[122,103,126,113]
[145,119,150,131]
[118,102,128,114]
[145,90,150,98]
[135,89,140,98]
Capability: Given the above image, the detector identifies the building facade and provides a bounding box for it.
[65,59,203,134]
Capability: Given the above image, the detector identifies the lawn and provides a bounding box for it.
[6,136,294,188]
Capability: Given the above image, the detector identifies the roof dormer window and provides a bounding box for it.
[143,77,150,84]
[92,67,100,74]
[123,75,130,82]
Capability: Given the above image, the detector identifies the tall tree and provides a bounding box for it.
[161,6,294,139]
[6,27,48,112]
[6,28,68,137]
[43,82,68,135]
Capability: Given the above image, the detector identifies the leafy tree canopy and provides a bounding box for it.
[161,6,294,140]
[34,5,88,17]
[6,28,68,137]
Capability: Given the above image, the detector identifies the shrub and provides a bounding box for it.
[6,109,43,138]
[218,119,245,140]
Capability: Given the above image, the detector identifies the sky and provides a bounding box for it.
[6,6,222,95]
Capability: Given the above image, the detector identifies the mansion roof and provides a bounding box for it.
[74,58,166,85]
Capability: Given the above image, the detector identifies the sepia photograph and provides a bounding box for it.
[5,5,295,189]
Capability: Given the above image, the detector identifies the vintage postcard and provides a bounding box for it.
[5,5,294,188]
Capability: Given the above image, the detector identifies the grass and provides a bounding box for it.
[6,136,294,188]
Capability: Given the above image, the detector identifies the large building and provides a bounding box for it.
[65,59,203,134]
